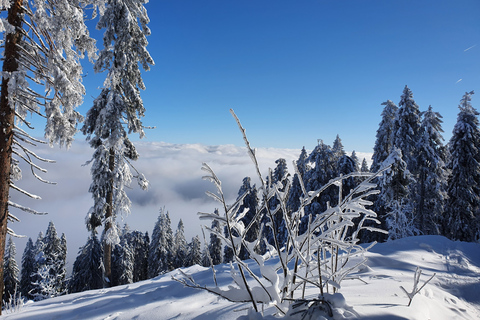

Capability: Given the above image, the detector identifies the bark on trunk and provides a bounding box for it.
[0,0,24,313]
[103,147,115,286]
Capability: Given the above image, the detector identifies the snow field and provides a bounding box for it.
[2,236,479,320]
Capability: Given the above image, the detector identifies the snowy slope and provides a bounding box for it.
[3,236,479,320]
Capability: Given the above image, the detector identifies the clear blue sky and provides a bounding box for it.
[76,0,480,153]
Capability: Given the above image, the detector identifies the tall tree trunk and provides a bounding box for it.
[0,0,23,313]
[103,147,115,286]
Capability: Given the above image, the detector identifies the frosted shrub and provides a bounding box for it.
[174,110,388,318]
[2,286,23,314]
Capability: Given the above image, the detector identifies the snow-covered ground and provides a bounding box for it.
[3,235,479,320]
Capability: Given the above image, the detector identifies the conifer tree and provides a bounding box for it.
[416,106,447,235]
[208,217,223,266]
[393,86,422,174]
[82,0,154,285]
[3,237,19,305]
[128,230,149,283]
[371,100,398,173]
[361,158,369,172]
[173,220,188,269]
[69,233,104,294]
[297,147,309,178]
[30,232,45,299]
[223,225,234,263]
[444,91,480,241]
[237,177,259,260]
[337,155,357,201]
[0,0,99,309]
[148,209,174,277]
[380,148,417,240]
[332,134,346,163]
[287,148,308,214]
[148,212,162,277]
[29,223,66,299]
[287,174,302,215]
[112,235,134,286]
[20,238,35,300]
[367,100,400,242]
[270,159,290,248]
[186,236,202,267]
[350,151,360,172]
[42,222,66,295]
[303,141,337,230]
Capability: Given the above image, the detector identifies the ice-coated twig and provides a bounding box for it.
[400,266,436,306]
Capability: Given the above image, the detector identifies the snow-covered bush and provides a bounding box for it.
[2,285,23,315]
[174,110,389,318]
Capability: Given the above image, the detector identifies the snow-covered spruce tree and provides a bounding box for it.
[19,238,35,300]
[267,159,290,250]
[303,141,337,231]
[82,0,154,285]
[208,214,223,266]
[127,230,149,283]
[371,100,398,173]
[29,232,45,299]
[444,91,480,242]
[332,134,346,163]
[366,99,399,242]
[42,222,66,295]
[237,177,259,260]
[380,148,418,240]
[393,86,422,175]
[58,233,67,293]
[338,154,359,238]
[360,158,369,172]
[112,234,133,286]
[415,105,447,235]
[175,110,388,316]
[286,147,308,214]
[69,232,104,294]
[223,225,234,263]
[350,151,360,171]
[186,235,202,267]
[338,155,356,197]
[148,211,162,277]
[0,0,101,310]
[31,261,65,301]
[148,208,174,277]
[29,222,66,299]
[3,237,19,306]
[173,219,187,269]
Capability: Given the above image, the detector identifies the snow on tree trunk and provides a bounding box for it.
[0,1,24,311]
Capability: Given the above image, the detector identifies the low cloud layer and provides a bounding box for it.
[9,140,371,273]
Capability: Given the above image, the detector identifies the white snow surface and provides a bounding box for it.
[3,235,479,320]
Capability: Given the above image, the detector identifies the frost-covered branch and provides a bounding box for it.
[400,266,436,306]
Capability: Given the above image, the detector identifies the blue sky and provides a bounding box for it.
[82,0,477,152]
